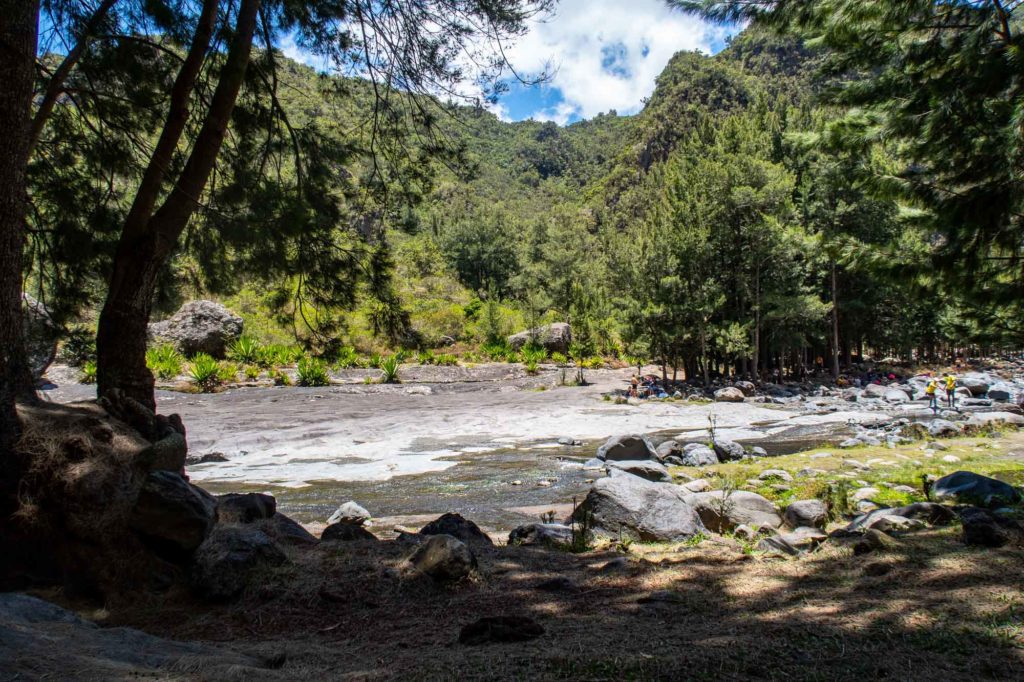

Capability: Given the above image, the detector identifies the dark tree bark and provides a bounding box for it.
[96,0,261,410]
[830,260,840,380]
[0,0,40,503]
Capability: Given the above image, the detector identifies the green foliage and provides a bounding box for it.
[481,341,513,361]
[379,355,401,383]
[217,362,239,383]
[550,352,568,365]
[417,349,436,365]
[259,344,304,368]
[58,327,96,366]
[270,368,293,386]
[434,353,459,366]
[331,346,359,368]
[146,345,183,380]
[296,357,330,387]
[188,354,221,392]
[81,360,97,384]
[244,365,260,380]
[227,336,262,364]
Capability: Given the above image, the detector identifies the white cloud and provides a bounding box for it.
[506,0,728,120]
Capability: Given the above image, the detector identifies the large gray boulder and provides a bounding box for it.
[712,438,745,462]
[190,525,286,600]
[216,492,276,524]
[932,471,1021,507]
[687,490,783,533]
[959,375,990,396]
[927,419,961,438]
[572,475,705,542]
[714,387,745,403]
[845,502,957,531]
[405,534,477,582]
[783,499,828,529]
[148,300,243,358]
[607,460,672,482]
[679,443,718,467]
[507,322,572,353]
[596,434,658,462]
[987,385,1014,402]
[757,527,827,556]
[129,471,217,556]
[321,522,377,542]
[22,294,59,380]
[0,593,268,678]
[960,507,1021,547]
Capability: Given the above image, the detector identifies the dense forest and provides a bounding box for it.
[5,0,1022,413]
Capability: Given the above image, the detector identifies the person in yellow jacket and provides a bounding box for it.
[944,373,957,408]
[926,377,939,413]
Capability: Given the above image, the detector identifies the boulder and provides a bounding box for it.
[853,528,900,555]
[22,294,59,380]
[327,501,371,526]
[405,534,477,582]
[606,459,671,482]
[960,507,1020,548]
[459,616,544,645]
[750,446,768,457]
[216,493,276,524]
[507,523,573,548]
[507,322,572,353]
[682,478,712,493]
[148,300,243,358]
[712,439,745,462]
[678,444,718,467]
[190,526,286,600]
[596,434,658,462]
[129,471,217,557]
[714,387,745,403]
[655,439,683,461]
[965,412,1024,428]
[321,522,377,542]
[784,499,828,530]
[757,527,827,556]
[572,475,705,542]
[987,385,1013,402]
[927,419,961,438]
[419,512,493,546]
[0,593,268,678]
[687,490,783,533]
[846,502,957,531]
[868,515,925,534]
[734,381,756,396]
[932,471,1021,507]
[884,389,909,404]
[185,452,228,465]
[256,513,318,545]
[862,384,889,399]
[959,376,990,396]
[758,469,793,483]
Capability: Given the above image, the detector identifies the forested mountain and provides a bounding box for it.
[31,28,1004,381]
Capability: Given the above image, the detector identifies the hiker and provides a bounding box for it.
[944,372,958,408]
[926,376,939,413]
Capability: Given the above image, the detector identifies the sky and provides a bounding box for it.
[281,0,737,126]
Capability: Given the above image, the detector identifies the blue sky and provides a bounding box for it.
[281,0,737,126]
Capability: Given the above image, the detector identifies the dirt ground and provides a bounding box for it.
[40,435,1024,681]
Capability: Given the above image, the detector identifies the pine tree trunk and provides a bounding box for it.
[0,0,40,502]
[95,0,260,410]
[830,261,840,380]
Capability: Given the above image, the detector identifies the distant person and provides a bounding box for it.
[926,376,939,413]
[944,373,958,408]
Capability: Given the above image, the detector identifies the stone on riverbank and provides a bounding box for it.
[420,512,493,546]
[932,471,1021,507]
[405,534,477,582]
[687,490,783,533]
[714,387,745,403]
[217,492,276,523]
[322,522,378,542]
[129,471,217,557]
[784,499,828,529]
[607,459,672,482]
[597,434,659,462]
[148,300,243,358]
[507,322,572,353]
[573,475,705,542]
[328,501,371,526]
[190,525,286,600]
[508,523,573,548]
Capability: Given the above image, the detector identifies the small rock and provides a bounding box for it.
[508,523,572,548]
[607,459,672,482]
[852,487,880,502]
[406,534,477,582]
[758,469,793,482]
[784,499,828,530]
[216,493,276,524]
[190,526,286,600]
[714,387,745,403]
[933,471,1022,507]
[758,527,827,556]
[853,528,900,555]
[327,501,370,526]
[596,434,658,462]
[868,515,925,534]
[712,439,745,462]
[750,446,768,457]
[960,507,1020,547]
[683,478,712,493]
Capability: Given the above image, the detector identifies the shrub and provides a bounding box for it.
[81,360,97,384]
[332,346,359,368]
[379,355,401,383]
[227,336,262,364]
[550,352,568,365]
[393,349,412,364]
[270,368,292,386]
[522,347,546,375]
[217,361,240,383]
[481,341,512,362]
[146,345,183,380]
[297,356,330,387]
[244,365,260,380]
[366,353,383,369]
[417,349,436,365]
[435,353,458,366]
[188,354,221,391]
[259,344,304,368]
[59,327,96,366]
[583,356,604,369]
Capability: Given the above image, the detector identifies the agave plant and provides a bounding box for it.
[227,336,261,364]
[417,349,436,365]
[188,354,221,391]
[146,344,184,380]
[297,356,330,387]
[243,364,261,380]
[434,353,459,366]
[217,361,240,383]
[379,354,401,383]
[333,346,359,368]
[81,360,97,384]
